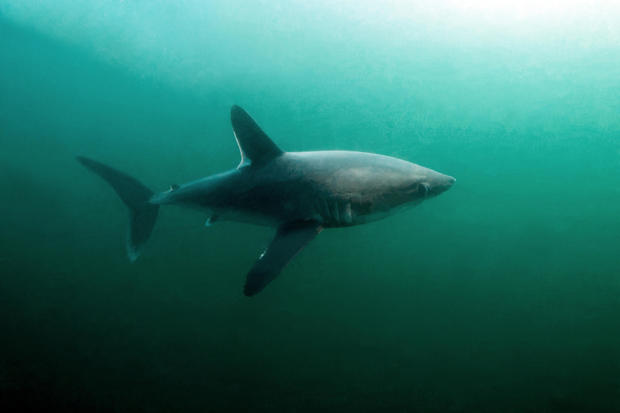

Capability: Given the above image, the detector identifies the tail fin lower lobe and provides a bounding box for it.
[76,156,159,261]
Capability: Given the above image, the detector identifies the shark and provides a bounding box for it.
[77,105,455,296]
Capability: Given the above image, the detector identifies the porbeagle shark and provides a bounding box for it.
[78,106,455,296]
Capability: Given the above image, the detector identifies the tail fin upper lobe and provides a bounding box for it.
[76,156,159,261]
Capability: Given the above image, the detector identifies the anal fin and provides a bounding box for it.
[205,214,219,227]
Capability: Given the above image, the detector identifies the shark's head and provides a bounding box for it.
[345,154,455,223]
[381,161,454,204]
[416,167,456,199]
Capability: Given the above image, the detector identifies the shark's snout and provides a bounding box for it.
[427,174,455,196]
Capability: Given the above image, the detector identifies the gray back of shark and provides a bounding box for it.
[78,105,455,296]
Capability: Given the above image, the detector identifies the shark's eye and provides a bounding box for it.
[419,183,430,196]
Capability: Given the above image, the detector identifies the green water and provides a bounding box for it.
[1,2,619,412]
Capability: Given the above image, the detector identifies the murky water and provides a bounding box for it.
[1,2,619,411]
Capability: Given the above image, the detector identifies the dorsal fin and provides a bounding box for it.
[231,105,283,167]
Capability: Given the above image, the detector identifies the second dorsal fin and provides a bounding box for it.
[231,105,283,167]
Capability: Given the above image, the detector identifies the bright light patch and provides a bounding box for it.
[1,0,618,93]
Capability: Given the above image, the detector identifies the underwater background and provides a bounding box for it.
[1,1,619,412]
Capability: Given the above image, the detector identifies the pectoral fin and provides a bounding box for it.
[244,220,323,296]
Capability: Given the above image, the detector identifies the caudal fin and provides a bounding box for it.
[76,156,159,261]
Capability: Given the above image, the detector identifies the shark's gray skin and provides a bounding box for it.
[78,105,455,296]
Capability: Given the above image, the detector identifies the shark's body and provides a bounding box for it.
[78,106,455,296]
